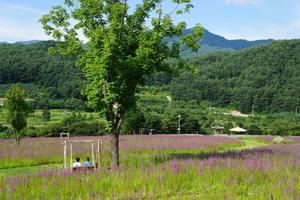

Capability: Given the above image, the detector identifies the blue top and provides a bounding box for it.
[84,161,92,167]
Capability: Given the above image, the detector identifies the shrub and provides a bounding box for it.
[67,121,104,136]
[0,123,8,133]
[121,109,146,134]
[42,107,51,121]
[247,124,263,135]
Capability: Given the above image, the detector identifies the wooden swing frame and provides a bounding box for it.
[60,133,70,138]
[63,139,102,171]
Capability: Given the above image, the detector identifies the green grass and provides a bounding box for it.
[0,109,98,127]
[229,137,269,151]
[0,164,61,177]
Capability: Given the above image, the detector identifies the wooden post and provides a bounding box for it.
[97,140,101,169]
[63,141,67,169]
[70,143,73,169]
[91,143,95,167]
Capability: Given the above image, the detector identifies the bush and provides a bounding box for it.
[223,122,234,135]
[26,120,108,137]
[42,107,51,121]
[121,109,146,134]
[144,112,162,133]
[62,112,81,125]
[41,123,68,137]
[247,124,263,135]
[26,126,45,137]
[65,98,88,110]
[67,121,104,136]
[181,117,201,134]
[0,123,8,133]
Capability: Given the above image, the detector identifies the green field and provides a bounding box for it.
[0,109,97,127]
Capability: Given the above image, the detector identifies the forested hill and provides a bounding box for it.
[0,39,299,113]
[199,29,272,50]
[0,41,85,99]
[175,29,273,57]
[170,39,300,113]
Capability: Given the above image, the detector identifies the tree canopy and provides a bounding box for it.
[4,84,29,144]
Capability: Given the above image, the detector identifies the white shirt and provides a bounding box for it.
[72,162,81,168]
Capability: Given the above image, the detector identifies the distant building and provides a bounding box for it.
[212,125,225,135]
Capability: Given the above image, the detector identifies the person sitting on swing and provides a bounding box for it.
[72,157,81,168]
[84,157,92,167]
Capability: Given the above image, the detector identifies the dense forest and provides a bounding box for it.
[0,40,300,113]
[0,41,87,109]
[170,40,300,113]
[0,41,84,99]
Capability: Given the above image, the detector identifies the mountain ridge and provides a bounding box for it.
[0,29,273,56]
[180,29,273,57]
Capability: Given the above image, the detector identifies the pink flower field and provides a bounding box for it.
[1,135,300,199]
[0,135,240,169]
[0,135,240,159]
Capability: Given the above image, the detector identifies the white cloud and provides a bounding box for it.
[0,16,50,42]
[0,2,48,42]
[218,19,300,40]
[0,16,88,43]
[0,2,44,15]
[224,0,261,6]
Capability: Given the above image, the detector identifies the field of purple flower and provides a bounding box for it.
[0,135,240,169]
[1,135,300,199]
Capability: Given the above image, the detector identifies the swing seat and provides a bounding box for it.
[72,165,97,172]
[63,139,102,171]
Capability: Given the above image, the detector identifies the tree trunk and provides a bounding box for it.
[13,129,19,145]
[107,105,124,167]
[16,133,20,145]
[14,131,17,144]
[111,129,119,167]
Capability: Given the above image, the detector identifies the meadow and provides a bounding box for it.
[0,109,97,127]
[1,135,300,199]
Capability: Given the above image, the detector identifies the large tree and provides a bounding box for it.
[5,84,29,144]
[40,0,203,166]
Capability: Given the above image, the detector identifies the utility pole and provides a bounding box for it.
[178,114,181,134]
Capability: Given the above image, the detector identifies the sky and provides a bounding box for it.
[0,0,300,42]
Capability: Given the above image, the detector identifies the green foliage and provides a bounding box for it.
[0,123,8,133]
[42,107,51,121]
[170,40,300,113]
[4,84,30,144]
[62,112,83,125]
[26,121,106,137]
[246,123,262,135]
[0,42,85,99]
[121,108,146,134]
